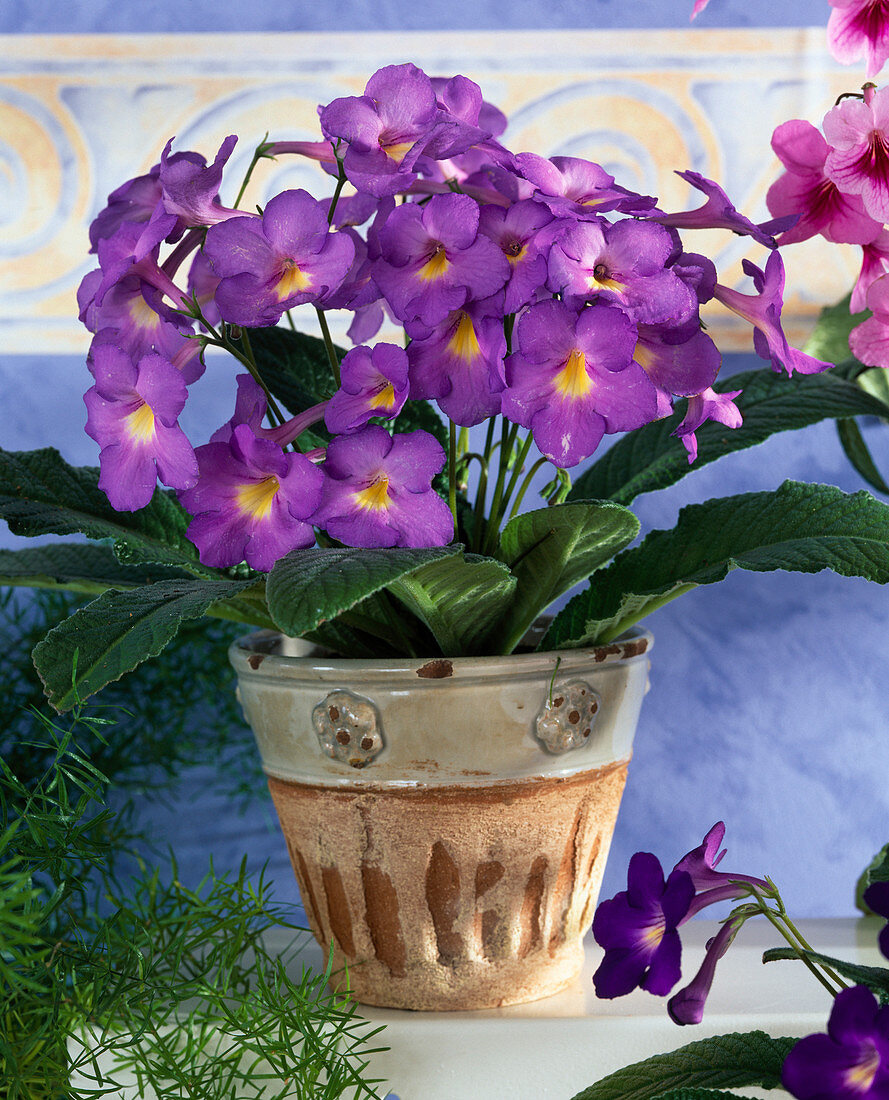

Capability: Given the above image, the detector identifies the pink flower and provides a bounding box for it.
[824,84,889,223]
[850,272,889,366]
[690,0,712,17]
[828,0,889,79]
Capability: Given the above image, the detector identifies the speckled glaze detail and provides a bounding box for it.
[312,689,384,768]
[535,680,601,754]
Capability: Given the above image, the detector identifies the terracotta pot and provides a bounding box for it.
[229,628,652,1011]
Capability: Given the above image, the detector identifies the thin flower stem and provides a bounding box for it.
[508,456,550,520]
[482,422,521,556]
[315,307,341,388]
[471,417,498,553]
[233,136,271,209]
[238,327,288,427]
[448,420,458,541]
[746,887,846,997]
[498,432,535,522]
[326,160,348,226]
[201,323,285,429]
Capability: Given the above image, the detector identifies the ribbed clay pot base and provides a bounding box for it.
[268,762,628,1011]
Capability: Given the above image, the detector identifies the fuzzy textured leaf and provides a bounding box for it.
[0,543,191,595]
[570,1031,796,1100]
[497,500,639,653]
[762,946,889,1004]
[248,326,338,421]
[0,447,206,572]
[32,577,253,710]
[651,1092,764,1100]
[388,552,516,655]
[266,545,460,639]
[837,418,889,495]
[544,480,889,649]
[569,368,889,507]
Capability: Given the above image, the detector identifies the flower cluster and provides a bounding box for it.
[78,62,827,571]
[595,827,889,1100]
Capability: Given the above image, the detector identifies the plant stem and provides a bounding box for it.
[747,888,846,997]
[507,456,550,520]
[596,582,699,644]
[315,308,341,389]
[448,420,458,541]
[471,417,498,553]
[482,421,520,557]
[233,137,271,209]
[326,160,348,226]
[238,326,288,427]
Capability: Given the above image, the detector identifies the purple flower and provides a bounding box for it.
[712,252,832,376]
[84,340,198,511]
[824,84,889,224]
[325,343,409,433]
[90,222,190,312]
[690,0,712,16]
[312,426,452,548]
[864,881,889,959]
[828,0,889,79]
[517,153,656,217]
[653,170,786,248]
[157,134,241,229]
[673,820,770,913]
[373,192,508,326]
[673,386,743,463]
[89,166,164,252]
[477,199,555,314]
[406,302,506,427]
[202,189,355,327]
[180,423,323,571]
[667,917,743,1025]
[782,985,889,1099]
[502,299,657,468]
[767,120,882,247]
[633,321,722,400]
[592,851,695,998]
[547,218,698,325]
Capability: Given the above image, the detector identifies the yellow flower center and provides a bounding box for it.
[368,382,396,410]
[447,312,480,363]
[589,261,626,295]
[354,474,391,512]
[128,294,162,331]
[554,348,593,399]
[418,246,449,282]
[642,921,665,949]
[237,475,280,520]
[274,260,312,300]
[845,1045,881,1093]
[505,240,526,265]
[126,402,156,442]
[381,140,414,164]
[633,342,655,372]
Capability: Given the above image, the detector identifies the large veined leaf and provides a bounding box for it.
[569,1031,796,1100]
[496,500,639,653]
[265,545,461,640]
[762,946,889,1004]
[803,291,868,365]
[568,368,889,507]
[837,418,889,495]
[0,543,191,595]
[0,448,208,572]
[544,480,889,650]
[33,576,255,710]
[388,552,517,655]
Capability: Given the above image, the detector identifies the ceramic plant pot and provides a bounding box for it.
[229,628,652,1011]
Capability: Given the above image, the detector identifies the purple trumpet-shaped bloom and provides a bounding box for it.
[325,343,409,433]
[633,321,722,400]
[767,120,882,247]
[157,135,241,229]
[672,821,771,914]
[713,252,832,376]
[653,170,790,248]
[312,425,452,548]
[828,0,889,80]
[84,340,198,511]
[782,985,889,1099]
[592,851,696,998]
[502,299,658,468]
[851,273,889,367]
[478,199,555,314]
[89,166,164,252]
[180,423,323,571]
[548,218,698,326]
[517,153,657,218]
[406,302,506,426]
[210,373,327,451]
[824,84,889,224]
[202,189,355,327]
[667,917,744,1025]
[373,192,508,327]
[863,881,889,960]
[673,386,743,463]
[89,221,191,312]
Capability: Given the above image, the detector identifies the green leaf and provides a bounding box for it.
[388,552,517,655]
[265,545,461,640]
[762,946,889,1004]
[544,480,889,649]
[803,292,869,365]
[569,1031,796,1100]
[650,1092,763,1100]
[0,447,208,573]
[837,418,889,495]
[497,500,639,653]
[857,842,889,910]
[248,326,338,420]
[569,368,889,507]
[858,366,889,407]
[32,576,253,710]
[0,543,191,596]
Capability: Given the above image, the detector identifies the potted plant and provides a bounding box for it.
[3,59,889,1010]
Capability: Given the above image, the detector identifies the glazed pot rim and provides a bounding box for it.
[229,625,653,679]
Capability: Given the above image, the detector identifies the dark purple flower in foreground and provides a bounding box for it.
[592,851,695,998]
[312,426,452,548]
[863,881,889,959]
[373,192,508,326]
[782,985,889,1099]
[668,916,744,1025]
[828,0,889,80]
[503,298,657,468]
[713,252,832,376]
[633,321,721,401]
[325,343,409,433]
[181,423,323,571]
[202,189,355,327]
[84,341,198,511]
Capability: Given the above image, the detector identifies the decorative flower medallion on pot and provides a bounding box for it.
[229,629,653,1011]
